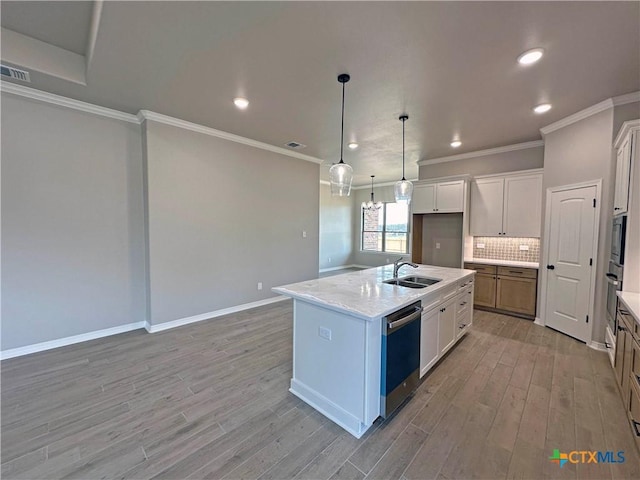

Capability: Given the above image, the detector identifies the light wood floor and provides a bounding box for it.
[2,301,639,479]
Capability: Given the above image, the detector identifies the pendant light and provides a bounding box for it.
[362,175,383,211]
[394,114,413,203]
[329,74,354,196]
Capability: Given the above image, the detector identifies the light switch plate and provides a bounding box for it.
[318,327,331,340]
[477,243,485,249]
[519,245,529,251]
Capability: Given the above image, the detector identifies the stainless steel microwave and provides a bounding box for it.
[611,215,627,266]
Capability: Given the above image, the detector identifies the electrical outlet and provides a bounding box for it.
[477,243,485,249]
[435,242,441,249]
[519,245,529,251]
[302,230,307,238]
[327,256,332,264]
[318,327,331,340]
[257,282,263,290]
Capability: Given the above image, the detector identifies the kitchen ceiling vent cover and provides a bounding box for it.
[285,141,307,149]
[0,65,31,83]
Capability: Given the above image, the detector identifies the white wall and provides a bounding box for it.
[419,146,544,180]
[1,93,146,350]
[541,109,614,344]
[319,183,354,270]
[144,120,319,326]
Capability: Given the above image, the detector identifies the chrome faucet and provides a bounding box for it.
[393,257,419,279]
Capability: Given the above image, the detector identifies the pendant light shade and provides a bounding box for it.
[329,74,353,196]
[362,175,383,211]
[394,114,413,203]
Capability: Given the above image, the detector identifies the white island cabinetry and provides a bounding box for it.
[274,265,475,438]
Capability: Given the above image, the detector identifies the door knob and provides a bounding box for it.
[547,265,555,270]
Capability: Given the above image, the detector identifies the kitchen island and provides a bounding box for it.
[273,264,475,438]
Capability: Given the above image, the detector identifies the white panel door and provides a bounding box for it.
[420,306,439,377]
[470,178,504,236]
[614,134,632,215]
[503,174,543,237]
[544,186,596,342]
[436,180,464,212]
[412,184,436,214]
[438,297,456,355]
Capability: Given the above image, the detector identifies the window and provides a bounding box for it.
[362,202,409,253]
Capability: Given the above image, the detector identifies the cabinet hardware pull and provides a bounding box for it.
[508,270,522,274]
[633,420,640,437]
[605,342,611,349]
[636,374,640,387]
[618,325,627,332]
[547,265,555,270]
[615,207,621,211]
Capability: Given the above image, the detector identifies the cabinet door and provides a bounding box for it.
[503,174,542,237]
[616,323,628,388]
[496,275,537,317]
[412,184,436,214]
[436,181,464,213]
[438,297,456,355]
[615,134,632,215]
[420,306,440,378]
[473,273,496,308]
[470,178,504,236]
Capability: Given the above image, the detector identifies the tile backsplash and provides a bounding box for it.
[473,237,540,263]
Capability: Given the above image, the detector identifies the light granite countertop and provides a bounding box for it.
[273,264,475,321]
[618,291,640,325]
[464,257,539,269]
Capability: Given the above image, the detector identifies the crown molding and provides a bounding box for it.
[351,178,419,189]
[417,140,544,166]
[540,91,640,137]
[614,119,640,149]
[138,110,324,165]
[0,81,139,123]
[612,91,640,107]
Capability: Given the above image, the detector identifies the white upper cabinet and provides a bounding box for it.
[412,180,464,214]
[470,171,542,237]
[614,129,634,215]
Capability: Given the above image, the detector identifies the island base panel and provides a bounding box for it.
[289,381,370,438]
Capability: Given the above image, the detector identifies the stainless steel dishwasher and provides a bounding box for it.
[380,300,422,418]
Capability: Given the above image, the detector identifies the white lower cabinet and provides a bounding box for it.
[438,297,457,355]
[419,278,474,378]
[420,306,440,377]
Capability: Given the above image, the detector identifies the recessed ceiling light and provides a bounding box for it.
[517,48,544,65]
[233,97,249,109]
[450,140,462,148]
[348,142,359,150]
[533,103,552,114]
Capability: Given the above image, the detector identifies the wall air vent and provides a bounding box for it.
[285,141,306,149]
[1,65,31,83]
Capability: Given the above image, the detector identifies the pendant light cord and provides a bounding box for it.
[402,117,406,180]
[340,80,345,164]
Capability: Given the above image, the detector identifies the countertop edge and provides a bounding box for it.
[618,291,640,324]
[464,258,540,269]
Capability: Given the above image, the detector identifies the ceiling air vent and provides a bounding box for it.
[285,141,306,149]
[1,65,31,83]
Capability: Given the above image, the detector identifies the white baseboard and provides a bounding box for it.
[588,340,608,352]
[145,296,288,333]
[319,265,353,273]
[1,296,290,359]
[534,317,544,326]
[0,322,146,360]
[319,264,368,273]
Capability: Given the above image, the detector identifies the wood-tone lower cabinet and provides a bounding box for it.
[496,276,537,316]
[474,274,496,308]
[613,302,640,453]
[464,262,537,318]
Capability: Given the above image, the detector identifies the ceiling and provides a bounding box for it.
[1,1,639,186]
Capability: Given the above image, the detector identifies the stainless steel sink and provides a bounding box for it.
[382,276,441,289]
[399,276,441,286]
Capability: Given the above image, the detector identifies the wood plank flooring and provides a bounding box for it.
[2,302,640,479]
